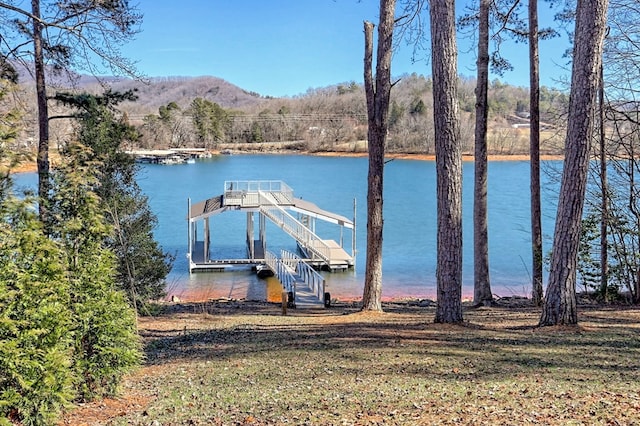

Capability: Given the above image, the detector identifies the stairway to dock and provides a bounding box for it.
[258,192,352,271]
[265,250,328,308]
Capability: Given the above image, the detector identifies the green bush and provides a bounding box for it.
[50,142,142,402]
[69,250,141,400]
[0,93,148,424]
[0,142,143,424]
[0,199,74,426]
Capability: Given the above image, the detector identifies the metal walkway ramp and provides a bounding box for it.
[265,250,329,308]
[258,191,352,270]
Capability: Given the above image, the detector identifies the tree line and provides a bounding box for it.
[357,0,626,329]
[132,74,567,155]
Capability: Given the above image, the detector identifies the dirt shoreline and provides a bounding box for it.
[312,151,564,162]
[9,150,563,174]
[158,294,541,314]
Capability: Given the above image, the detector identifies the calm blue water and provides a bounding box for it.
[13,155,561,301]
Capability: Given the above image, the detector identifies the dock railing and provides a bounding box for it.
[282,250,325,303]
[265,250,296,299]
[223,180,293,207]
[258,191,333,264]
[266,250,326,307]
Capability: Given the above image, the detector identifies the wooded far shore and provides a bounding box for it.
[9,148,564,174]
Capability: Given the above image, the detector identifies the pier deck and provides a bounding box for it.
[187,181,354,307]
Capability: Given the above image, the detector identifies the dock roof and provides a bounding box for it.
[291,198,353,229]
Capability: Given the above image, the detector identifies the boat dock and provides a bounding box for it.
[127,148,208,164]
[187,180,355,307]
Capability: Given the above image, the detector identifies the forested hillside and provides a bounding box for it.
[131,73,568,155]
[8,71,568,156]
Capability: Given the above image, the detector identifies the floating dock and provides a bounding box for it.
[127,148,208,164]
[186,180,355,307]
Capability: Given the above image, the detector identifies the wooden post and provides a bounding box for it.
[281,290,288,315]
[187,198,192,272]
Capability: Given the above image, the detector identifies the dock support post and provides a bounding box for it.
[247,212,254,259]
[204,217,210,262]
[259,211,266,253]
[187,198,192,273]
[352,198,357,268]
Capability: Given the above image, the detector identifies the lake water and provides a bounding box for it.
[13,155,561,302]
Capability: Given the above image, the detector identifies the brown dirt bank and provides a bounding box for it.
[312,151,564,162]
[10,150,564,175]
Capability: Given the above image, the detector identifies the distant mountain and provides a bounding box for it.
[13,60,267,114]
[99,76,267,113]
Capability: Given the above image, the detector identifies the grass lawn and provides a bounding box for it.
[61,299,640,425]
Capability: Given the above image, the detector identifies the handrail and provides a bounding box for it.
[258,191,332,264]
[223,180,293,207]
[282,250,325,302]
[265,250,326,307]
[265,250,296,299]
[281,249,300,270]
[224,180,293,194]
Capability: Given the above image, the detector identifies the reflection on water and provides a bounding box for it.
[169,269,264,301]
[165,269,324,303]
[264,276,286,303]
[167,265,510,303]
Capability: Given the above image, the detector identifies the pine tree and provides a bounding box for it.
[49,142,141,401]
[53,91,173,310]
[0,195,74,425]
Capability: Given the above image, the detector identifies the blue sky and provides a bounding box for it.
[121,0,572,98]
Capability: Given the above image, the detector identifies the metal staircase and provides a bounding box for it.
[258,190,335,266]
[265,249,329,308]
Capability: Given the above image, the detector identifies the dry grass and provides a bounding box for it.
[60,300,640,425]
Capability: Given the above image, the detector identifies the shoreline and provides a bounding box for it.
[164,286,527,306]
[159,294,537,312]
[9,150,564,174]
[312,151,563,162]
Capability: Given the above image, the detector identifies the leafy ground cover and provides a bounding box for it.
[60,298,640,425]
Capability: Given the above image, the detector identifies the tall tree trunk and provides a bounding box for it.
[598,61,608,300]
[32,0,50,227]
[361,0,396,312]
[540,0,609,326]
[473,0,493,306]
[431,0,463,323]
[529,0,544,306]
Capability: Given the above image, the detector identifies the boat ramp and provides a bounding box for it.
[187,180,355,308]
